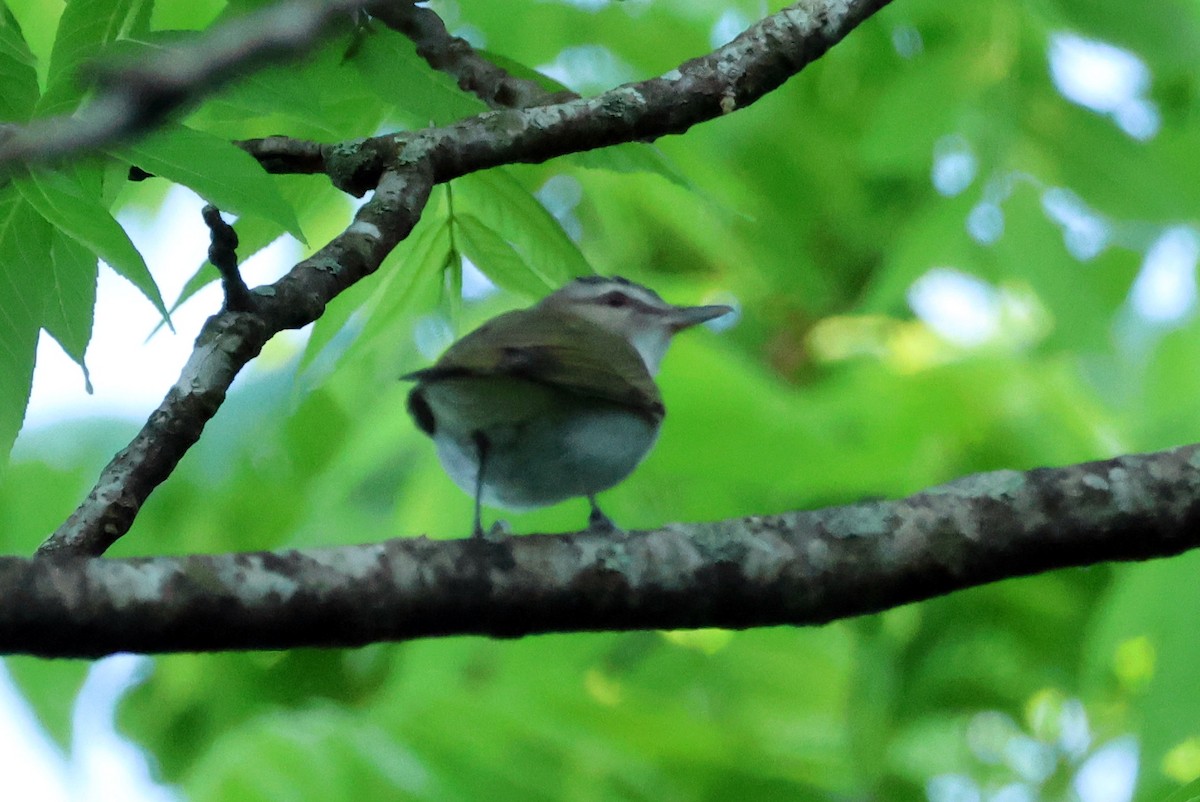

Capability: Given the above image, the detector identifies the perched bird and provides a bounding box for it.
[403,276,732,537]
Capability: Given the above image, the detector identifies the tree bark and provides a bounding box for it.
[9,445,1198,657]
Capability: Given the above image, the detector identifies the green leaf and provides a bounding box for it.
[42,231,97,372]
[150,0,222,32]
[300,207,449,376]
[186,706,431,802]
[15,167,167,321]
[1082,551,1200,801]
[309,210,451,382]
[1162,776,1200,802]
[454,213,555,298]
[0,5,39,121]
[186,30,385,142]
[1039,108,1200,221]
[988,187,1135,353]
[107,124,306,243]
[860,191,978,313]
[0,191,51,465]
[475,47,572,96]
[38,0,152,115]
[454,169,593,289]
[351,26,487,125]
[208,71,340,138]
[859,53,966,178]
[1054,0,1200,73]
[568,143,693,189]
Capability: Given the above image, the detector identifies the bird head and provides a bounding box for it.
[540,276,732,374]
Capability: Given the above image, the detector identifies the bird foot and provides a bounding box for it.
[475,519,511,542]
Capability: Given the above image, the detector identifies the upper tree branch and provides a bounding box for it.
[257,0,898,190]
[10,445,1200,657]
[38,0,896,556]
[0,0,369,172]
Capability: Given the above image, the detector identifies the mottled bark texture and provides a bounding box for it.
[10,446,1200,657]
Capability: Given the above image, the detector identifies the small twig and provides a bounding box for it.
[202,206,254,313]
[366,0,576,109]
[37,168,434,558]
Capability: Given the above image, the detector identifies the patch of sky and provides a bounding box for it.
[907,268,1001,347]
[0,656,177,802]
[990,785,1035,802]
[1041,188,1110,261]
[451,24,486,48]
[539,45,637,95]
[23,187,301,430]
[1073,737,1138,802]
[460,256,498,300]
[926,774,981,802]
[432,0,487,46]
[1049,33,1159,141]
[892,23,923,59]
[967,202,1004,245]
[928,702,1137,802]
[932,134,977,197]
[960,172,1040,247]
[536,174,584,241]
[1004,735,1057,784]
[954,167,1112,261]
[711,9,750,48]
[967,710,1022,763]
[1129,226,1199,324]
[413,312,457,361]
[1055,698,1094,759]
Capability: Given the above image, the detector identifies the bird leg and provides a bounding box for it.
[471,431,489,539]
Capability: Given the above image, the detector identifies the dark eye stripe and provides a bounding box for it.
[569,277,661,309]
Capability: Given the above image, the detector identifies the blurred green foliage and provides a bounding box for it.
[2,0,1200,798]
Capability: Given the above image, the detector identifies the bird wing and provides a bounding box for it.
[402,308,664,420]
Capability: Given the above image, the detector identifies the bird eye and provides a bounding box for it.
[603,292,629,308]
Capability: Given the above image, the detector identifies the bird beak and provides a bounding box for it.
[668,304,734,332]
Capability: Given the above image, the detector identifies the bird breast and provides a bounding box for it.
[419,376,660,510]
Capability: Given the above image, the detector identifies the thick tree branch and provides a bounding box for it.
[416,0,892,181]
[39,0,896,556]
[292,0,899,192]
[10,445,1200,657]
[0,0,368,172]
[235,0,896,187]
[237,136,329,176]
